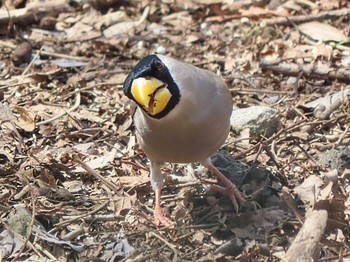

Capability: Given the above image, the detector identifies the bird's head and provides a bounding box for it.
[123,55,180,119]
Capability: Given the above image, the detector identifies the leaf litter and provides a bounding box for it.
[0,0,350,261]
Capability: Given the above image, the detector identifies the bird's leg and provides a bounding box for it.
[154,185,173,227]
[150,161,174,227]
[205,161,249,213]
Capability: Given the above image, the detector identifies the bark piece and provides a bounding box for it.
[285,209,328,262]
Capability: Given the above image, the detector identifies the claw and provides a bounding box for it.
[208,163,255,212]
[211,184,249,213]
[154,207,174,227]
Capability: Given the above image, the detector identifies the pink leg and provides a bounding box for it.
[154,186,174,227]
[207,163,249,212]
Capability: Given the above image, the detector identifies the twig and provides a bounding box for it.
[293,137,318,164]
[335,124,350,147]
[38,49,90,62]
[180,248,200,260]
[260,60,350,83]
[119,251,159,262]
[2,0,12,36]
[49,200,109,233]
[234,119,307,158]
[36,89,81,126]
[22,46,44,80]
[72,156,121,195]
[61,222,86,241]
[320,252,350,261]
[229,87,292,95]
[149,231,178,262]
[262,8,350,26]
[0,40,89,62]
[280,187,303,224]
[285,209,328,261]
[295,0,317,9]
[0,80,33,90]
[13,184,31,200]
[121,159,149,171]
[182,222,221,230]
[62,214,120,222]
[0,0,74,27]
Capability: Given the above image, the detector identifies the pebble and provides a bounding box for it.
[137,41,144,49]
[240,17,250,25]
[156,45,166,55]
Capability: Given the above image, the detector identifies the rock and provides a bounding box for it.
[156,45,166,55]
[319,146,350,173]
[230,106,281,137]
[7,205,33,237]
[11,42,32,66]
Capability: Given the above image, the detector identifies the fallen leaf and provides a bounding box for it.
[13,106,36,132]
[298,21,349,42]
[73,148,117,173]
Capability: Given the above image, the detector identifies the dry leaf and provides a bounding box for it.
[13,106,36,132]
[298,21,349,42]
[312,44,333,61]
[73,148,117,173]
[114,192,138,216]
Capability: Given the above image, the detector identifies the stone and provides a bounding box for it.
[230,106,281,137]
[319,146,350,173]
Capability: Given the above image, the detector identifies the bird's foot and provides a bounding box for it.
[211,184,251,213]
[154,207,174,227]
[207,163,257,213]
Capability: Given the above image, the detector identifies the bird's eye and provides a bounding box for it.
[154,61,164,71]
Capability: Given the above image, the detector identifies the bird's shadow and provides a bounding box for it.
[182,150,294,256]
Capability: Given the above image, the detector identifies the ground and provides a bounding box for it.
[0,0,350,261]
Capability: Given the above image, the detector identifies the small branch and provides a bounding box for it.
[62,214,121,222]
[260,60,350,83]
[72,156,121,195]
[49,200,109,233]
[2,1,12,36]
[0,0,74,29]
[229,87,292,95]
[262,8,350,26]
[61,222,86,241]
[234,119,307,158]
[36,89,81,126]
[149,232,178,262]
[0,40,89,62]
[335,124,350,147]
[285,209,328,261]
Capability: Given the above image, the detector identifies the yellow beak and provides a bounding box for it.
[131,77,172,116]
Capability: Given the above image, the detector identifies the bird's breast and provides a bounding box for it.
[134,96,231,163]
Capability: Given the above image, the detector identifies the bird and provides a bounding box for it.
[123,54,247,226]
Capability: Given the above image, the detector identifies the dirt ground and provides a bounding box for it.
[0,0,350,261]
